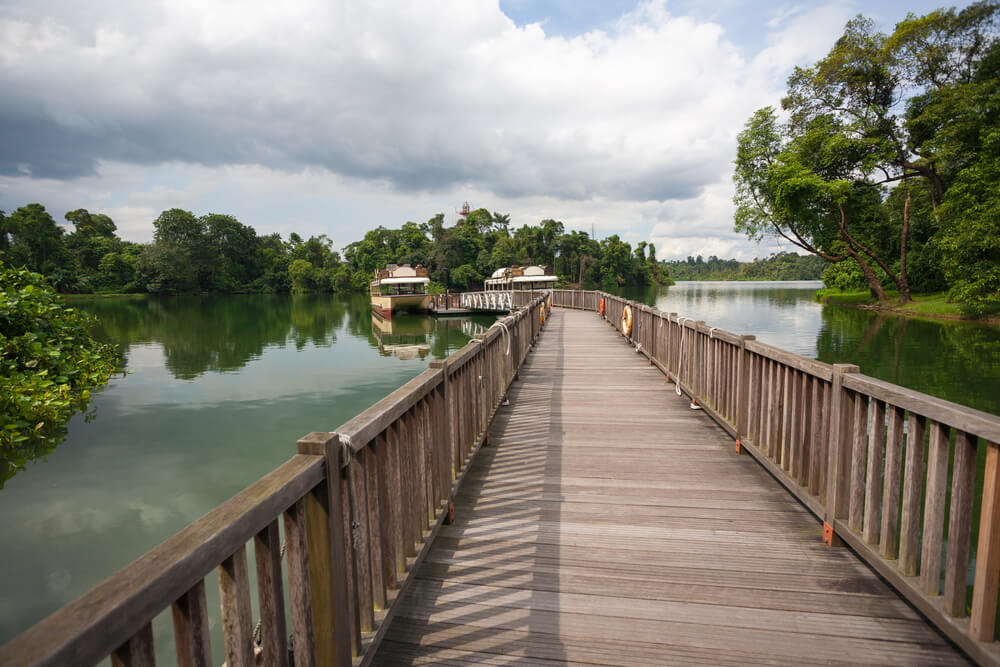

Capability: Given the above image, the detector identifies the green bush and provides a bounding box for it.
[0,267,120,485]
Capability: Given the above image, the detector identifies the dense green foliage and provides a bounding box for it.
[0,205,669,295]
[0,267,120,485]
[734,2,1000,315]
[662,252,826,281]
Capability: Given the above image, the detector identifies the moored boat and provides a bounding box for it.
[370,264,431,317]
[484,264,557,292]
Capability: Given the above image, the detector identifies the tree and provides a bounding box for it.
[450,264,482,290]
[737,5,1000,305]
[5,204,73,279]
[289,259,317,293]
[203,213,261,290]
[0,267,120,485]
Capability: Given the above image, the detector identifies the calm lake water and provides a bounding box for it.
[2,282,999,658]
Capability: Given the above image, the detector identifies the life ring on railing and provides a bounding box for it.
[621,305,633,337]
[600,297,605,317]
[540,307,545,326]
[546,295,552,314]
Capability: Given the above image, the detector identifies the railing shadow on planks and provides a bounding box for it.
[0,295,549,667]
[547,288,1000,666]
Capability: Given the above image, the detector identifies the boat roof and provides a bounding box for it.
[511,275,557,283]
[379,277,430,285]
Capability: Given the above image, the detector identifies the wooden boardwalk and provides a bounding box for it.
[372,309,966,666]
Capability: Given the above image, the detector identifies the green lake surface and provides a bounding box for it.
[2,282,999,658]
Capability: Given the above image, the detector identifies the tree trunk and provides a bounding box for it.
[845,245,888,304]
[898,189,912,303]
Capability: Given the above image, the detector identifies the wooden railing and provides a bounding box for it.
[550,289,599,311]
[428,293,462,312]
[573,290,1000,666]
[0,295,548,667]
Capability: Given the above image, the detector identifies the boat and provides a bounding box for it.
[484,264,558,292]
[370,264,431,317]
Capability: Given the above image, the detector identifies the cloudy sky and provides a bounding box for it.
[0,0,970,260]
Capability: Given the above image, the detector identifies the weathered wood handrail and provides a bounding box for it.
[568,289,1000,666]
[0,295,548,667]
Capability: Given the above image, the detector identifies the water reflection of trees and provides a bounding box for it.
[80,294,499,381]
[816,306,1000,417]
[82,294,354,380]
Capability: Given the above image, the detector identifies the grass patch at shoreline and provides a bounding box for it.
[815,289,1000,323]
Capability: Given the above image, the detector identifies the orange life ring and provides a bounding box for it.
[600,297,605,317]
[621,305,633,337]
[540,308,545,325]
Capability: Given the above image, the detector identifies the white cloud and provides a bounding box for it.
[0,0,854,258]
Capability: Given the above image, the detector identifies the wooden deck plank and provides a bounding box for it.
[371,310,968,666]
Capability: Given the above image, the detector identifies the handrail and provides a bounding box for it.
[0,294,549,667]
[560,289,1000,666]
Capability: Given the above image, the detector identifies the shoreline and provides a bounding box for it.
[815,290,1000,326]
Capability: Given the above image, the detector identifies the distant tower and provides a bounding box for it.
[460,201,471,217]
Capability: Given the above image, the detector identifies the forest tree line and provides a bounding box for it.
[0,205,667,295]
[662,252,826,281]
[734,2,1000,315]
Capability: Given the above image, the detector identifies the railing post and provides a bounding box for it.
[971,442,1000,640]
[296,432,352,666]
[735,335,755,448]
[824,364,859,546]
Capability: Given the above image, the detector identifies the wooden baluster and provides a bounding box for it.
[808,376,822,496]
[899,414,927,576]
[780,366,792,470]
[365,439,386,610]
[879,406,905,560]
[112,622,155,667]
[449,368,459,480]
[944,431,977,616]
[423,396,436,523]
[796,372,811,486]
[749,354,762,446]
[848,392,869,533]
[335,466,360,657]
[414,402,429,532]
[377,429,400,589]
[173,579,211,667]
[761,359,771,454]
[350,450,374,634]
[791,369,801,471]
[282,499,315,667]
[219,545,254,667]
[253,519,289,667]
[862,400,886,545]
[920,421,950,596]
[970,442,1000,640]
[767,360,779,459]
[729,345,738,423]
[401,409,418,557]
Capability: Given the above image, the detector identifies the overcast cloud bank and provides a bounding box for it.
[1,0,886,259]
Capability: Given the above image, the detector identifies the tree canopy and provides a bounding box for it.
[734,2,1000,313]
[0,203,670,296]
